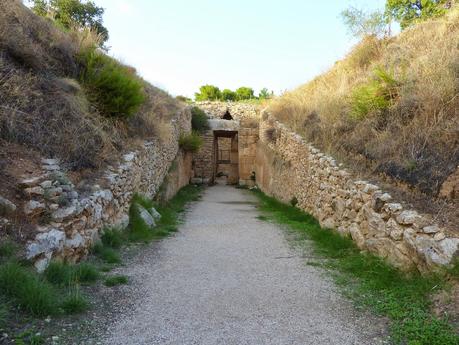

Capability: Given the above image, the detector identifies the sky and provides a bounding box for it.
[95,0,388,98]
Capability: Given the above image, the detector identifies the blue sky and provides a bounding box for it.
[95,0,387,97]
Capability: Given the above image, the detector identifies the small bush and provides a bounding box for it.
[78,48,146,118]
[350,67,399,120]
[0,262,57,316]
[191,107,209,133]
[179,131,203,152]
[92,243,121,264]
[104,275,128,287]
[61,290,88,314]
[101,227,125,249]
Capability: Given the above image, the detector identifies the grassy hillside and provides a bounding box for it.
[0,0,181,170]
[270,7,459,197]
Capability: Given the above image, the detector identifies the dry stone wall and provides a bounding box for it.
[256,113,459,272]
[11,110,192,271]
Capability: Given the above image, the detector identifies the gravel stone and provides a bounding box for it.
[100,186,387,345]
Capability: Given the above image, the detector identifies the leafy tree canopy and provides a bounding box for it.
[341,6,387,38]
[195,85,222,101]
[385,0,449,29]
[258,88,273,100]
[31,0,108,43]
[221,89,237,101]
[235,87,255,100]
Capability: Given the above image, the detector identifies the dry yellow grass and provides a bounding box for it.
[270,7,459,196]
[0,0,182,170]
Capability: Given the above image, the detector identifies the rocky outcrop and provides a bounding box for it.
[255,113,459,272]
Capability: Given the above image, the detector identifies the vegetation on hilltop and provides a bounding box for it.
[195,85,273,101]
[0,0,182,170]
[270,5,459,197]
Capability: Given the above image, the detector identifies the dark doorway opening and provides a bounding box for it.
[213,130,238,185]
[222,110,233,120]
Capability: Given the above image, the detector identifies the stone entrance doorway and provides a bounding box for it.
[214,130,238,185]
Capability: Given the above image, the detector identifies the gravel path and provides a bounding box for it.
[100,185,387,345]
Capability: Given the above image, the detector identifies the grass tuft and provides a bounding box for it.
[44,261,99,286]
[101,226,125,249]
[128,186,202,242]
[0,262,57,316]
[104,275,128,287]
[0,240,18,260]
[92,243,121,264]
[61,289,88,314]
[252,189,459,345]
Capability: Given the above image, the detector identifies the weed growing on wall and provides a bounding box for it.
[179,132,203,153]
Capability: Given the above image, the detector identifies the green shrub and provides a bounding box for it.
[0,262,57,316]
[350,66,399,120]
[92,243,121,264]
[78,48,146,118]
[179,131,203,153]
[101,226,125,249]
[191,107,209,133]
[61,289,88,314]
[222,89,237,101]
[104,275,128,287]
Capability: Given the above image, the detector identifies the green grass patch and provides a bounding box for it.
[104,275,128,287]
[0,262,57,316]
[128,185,202,242]
[101,226,125,249]
[251,189,459,345]
[0,240,18,260]
[14,328,45,345]
[44,261,99,286]
[93,243,121,264]
[61,289,88,314]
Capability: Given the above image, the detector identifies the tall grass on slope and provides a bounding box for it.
[270,8,459,195]
[252,189,459,345]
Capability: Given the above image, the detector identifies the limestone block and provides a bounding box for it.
[396,210,421,225]
[0,196,16,214]
[24,200,45,215]
[26,229,65,259]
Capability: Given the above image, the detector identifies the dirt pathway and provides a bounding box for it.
[100,185,387,345]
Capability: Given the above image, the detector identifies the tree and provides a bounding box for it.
[341,6,388,38]
[31,0,109,43]
[235,87,254,100]
[258,88,273,100]
[385,0,449,29]
[194,85,222,101]
[221,89,237,101]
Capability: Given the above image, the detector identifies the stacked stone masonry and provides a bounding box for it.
[255,113,459,272]
[9,110,192,271]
